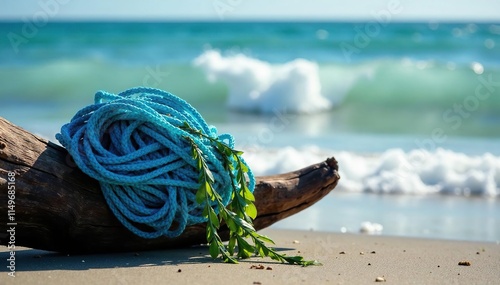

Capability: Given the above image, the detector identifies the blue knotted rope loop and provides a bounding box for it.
[56,87,255,239]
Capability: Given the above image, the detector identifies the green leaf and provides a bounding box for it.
[205,181,214,199]
[222,254,238,264]
[209,240,220,259]
[209,207,219,228]
[197,156,203,169]
[195,187,206,205]
[255,243,266,258]
[204,166,215,183]
[242,187,255,202]
[223,147,233,157]
[228,235,236,256]
[225,217,237,233]
[237,217,256,232]
[252,233,275,245]
[284,256,322,266]
[238,161,249,172]
[245,202,257,219]
[191,146,198,159]
[202,205,209,217]
[236,236,254,259]
[206,223,213,241]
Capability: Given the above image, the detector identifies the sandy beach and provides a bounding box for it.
[2,2,500,284]
[2,19,500,285]
[1,228,498,285]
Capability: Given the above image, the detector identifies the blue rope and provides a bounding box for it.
[56,87,255,239]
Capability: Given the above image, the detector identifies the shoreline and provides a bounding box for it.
[1,229,499,284]
[271,192,500,244]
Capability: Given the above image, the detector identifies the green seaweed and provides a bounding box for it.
[182,123,319,266]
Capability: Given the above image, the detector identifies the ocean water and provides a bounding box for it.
[1,21,499,242]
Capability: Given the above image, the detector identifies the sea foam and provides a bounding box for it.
[193,50,331,113]
[244,146,500,197]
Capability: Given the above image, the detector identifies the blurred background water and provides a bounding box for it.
[1,1,499,242]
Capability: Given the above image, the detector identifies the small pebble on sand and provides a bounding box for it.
[458,261,471,266]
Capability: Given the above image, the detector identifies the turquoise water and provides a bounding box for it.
[1,22,500,137]
[1,21,499,241]
[273,192,500,243]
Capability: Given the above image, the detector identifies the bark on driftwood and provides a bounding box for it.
[0,117,339,253]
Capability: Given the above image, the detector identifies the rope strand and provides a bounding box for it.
[56,87,255,238]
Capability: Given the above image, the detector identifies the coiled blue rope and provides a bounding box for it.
[56,87,255,239]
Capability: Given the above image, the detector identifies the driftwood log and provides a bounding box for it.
[0,117,339,253]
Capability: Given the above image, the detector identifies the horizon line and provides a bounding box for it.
[1,17,499,24]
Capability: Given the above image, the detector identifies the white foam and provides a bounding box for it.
[243,146,500,197]
[193,50,331,113]
[359,221,383,234]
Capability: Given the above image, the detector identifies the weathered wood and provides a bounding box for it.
[0,116,339,253]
